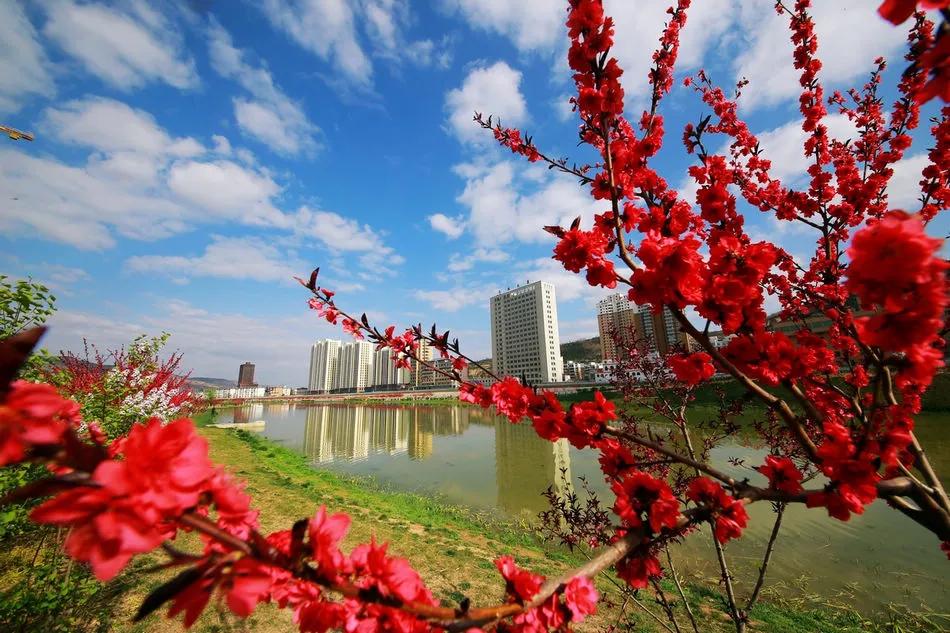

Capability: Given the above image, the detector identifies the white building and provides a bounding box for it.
[335,341,375,392]
[371,348,411,390]
[490,281,563,385]
[709,333,736,349]
[309,340,341,393]
[214,386,266,399]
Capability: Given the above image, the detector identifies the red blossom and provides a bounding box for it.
[490,377,533,423]
[0,381,77,466]
[686,477,749,543]
[667,352,715,386]
[612,470,680,533]
[878,0,950,25]
[565,391,615,448]
[562,576,598,622]
[342,318,364,340]
[309,506,351,581]
[459,382,493,408]
[758,455,804,495]
[615,551,662,589]
[495,555,544,603]
[32,418,215,580]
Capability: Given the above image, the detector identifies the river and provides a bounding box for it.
[215,402,950,614]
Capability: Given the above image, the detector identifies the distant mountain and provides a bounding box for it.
[560,336,601,362]
[187,376,237,391]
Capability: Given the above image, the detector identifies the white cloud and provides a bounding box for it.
[43,0,197,90]
[445,0,735,107]
[441,0,563,51]
[447,248,509,272]
[401,37,454,69]
[211,135,232,155]
[753,114,858,184]
[258,0,373,88]
[605,0,736,105]
[552,94,574,122]
[428,213,466,239]
[886,153,929,210]
[0,146,185,249]
[364,0,453,68]
[513,257,614,305]
[733,0,906,110]
[413,284,496,312]
[43,300,341,386]
[1,97,305,250]
[0,2,55,114]
[294,208,405,275]
[125,236,305,283]
[167,160,286,226]
[42,97,203,157]
[25,264,91,297]
[208,22,320,155]
[445,61,527,144]
[454,160,598,246]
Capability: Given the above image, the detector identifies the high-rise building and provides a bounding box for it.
[597,293,643,360]
[411,337,432,387]
[417,357,467,389]
[639,305,693,355]
[334,341,375,392]
[309,340,341,393]
[371,348,411,390]
[490,281,563,384]
[238,362,256,387]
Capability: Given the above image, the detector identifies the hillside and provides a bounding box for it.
[187,376,237,391]
[560,336,601,362]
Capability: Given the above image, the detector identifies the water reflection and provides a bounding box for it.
[232,403,263,424]
[495,420,572,516]
[302,405,472,463]
[218,403,950,613]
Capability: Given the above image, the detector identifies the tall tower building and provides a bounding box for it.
[238,362,256,387]
[309,340,341,393]
[334,341,375,392]
[411,337,432,387]
[371,348,411,390]
[490,281,563,384]
[638,305,693,355]
[597,293,643,360]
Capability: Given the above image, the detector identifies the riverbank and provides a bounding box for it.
[120,413,940,632]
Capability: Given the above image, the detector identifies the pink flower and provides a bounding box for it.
[563,576,598,621]
[495,555,544,603]
[309,506,351,580]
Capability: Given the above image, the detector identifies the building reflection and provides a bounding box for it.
[262,402,290,417]
[494,420,573,517]
[302,405,469,463]
[232,403,264,424]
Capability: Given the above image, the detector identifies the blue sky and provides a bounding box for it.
[1,0,946,386]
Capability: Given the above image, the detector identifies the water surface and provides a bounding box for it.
[217,402,949,613]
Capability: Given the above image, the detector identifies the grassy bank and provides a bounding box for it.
[2,410,940,632]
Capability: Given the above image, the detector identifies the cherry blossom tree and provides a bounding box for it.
[1,1,948,632]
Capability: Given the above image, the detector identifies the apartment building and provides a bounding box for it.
[490,281,563,384]
[308,340,341,393]
[596,293,643,360]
